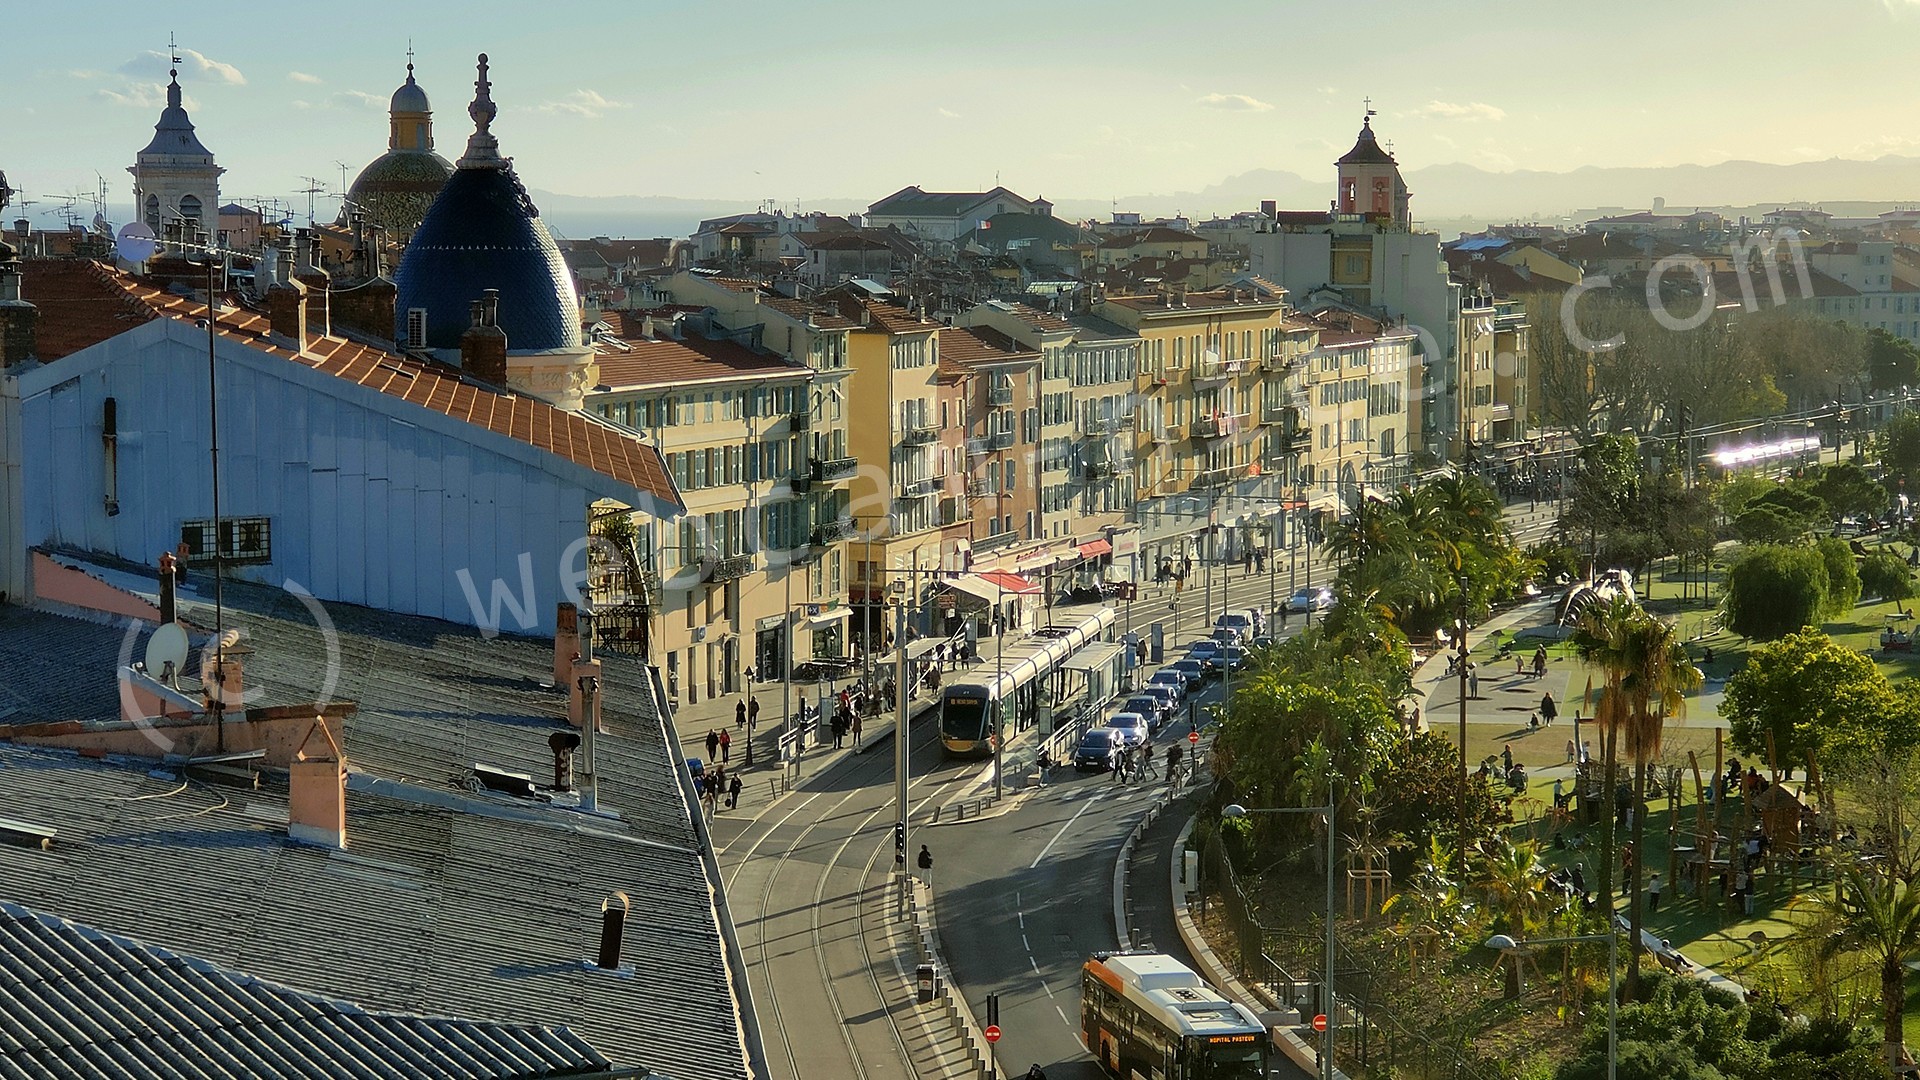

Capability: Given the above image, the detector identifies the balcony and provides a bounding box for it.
[1190,413,1246,440]
[1489,403,1513,422]
[813,517,856,545]
[702,552,756,583]
[1082,460,1115,480]
[987,384,1014,406]
[936,501,970,527]
[1260,403,1302,427]
[898,476,941,499]
[977,529,1020,551]
[900,423,939,446]
[789,407,811,431]
[966,476,993,498]
[987,430,1015,452]
[810,455,859,482]
[1189,466,1240,491]
[1082,415,1115,437]
[1193,356,1247,385]
[788,470,811,494]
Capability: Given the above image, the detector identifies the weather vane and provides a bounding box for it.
[1364,95,1376,118]
[169,31,181,68]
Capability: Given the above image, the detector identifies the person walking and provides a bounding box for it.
[1141,745,1159,780]
[1468,663,1480,700]
[851,711,864,751]
[735,698,747,730]
[705,729,720,763]
[1501,744,1514,775]
[1110,744,1125,782]
[726,773,742,811]
[1647,871,1663,913]
[1565,737,1576,764]
[1533,645,1548,678]
[748,695,760,730]
[1166,742,1182,784]
[917,844,934,887]
[1540,692,1558,727]
[719,728,731,763]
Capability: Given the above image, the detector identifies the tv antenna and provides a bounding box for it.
[42,192,82,231]
[333,160,352,202]
[296,176,325,226]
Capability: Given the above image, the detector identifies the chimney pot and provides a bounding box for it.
[288,717,348,848]
[548,729,581,791]
[597,891,630,970]
[554,602,580,688]
[461,290,510,384]
[0,244,38,368]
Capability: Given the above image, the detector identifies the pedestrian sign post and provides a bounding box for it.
[983,1025,1001,1043]
[1312,1013,1328,1032]
[1188,730,1199,744]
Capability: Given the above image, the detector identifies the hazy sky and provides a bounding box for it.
[8,0,1920,221]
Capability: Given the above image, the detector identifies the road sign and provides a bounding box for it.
[983,1024,1001,1043]
[1189,730,1200,744]
[1312,1014,1328,1032]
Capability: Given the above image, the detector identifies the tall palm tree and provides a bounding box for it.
[1616,608,1701,997]
[1796,864,1920,1069]
[1477,837,1551,935]
[1569,596,1639,929]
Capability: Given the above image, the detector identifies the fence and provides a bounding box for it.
[1194,829,1507,1080]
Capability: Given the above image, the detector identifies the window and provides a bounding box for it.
[180,517,271,565]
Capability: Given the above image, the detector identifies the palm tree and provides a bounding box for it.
[1569,596,1639,929]
[1616,608,1701,997]
[1477,837,1551,935]
[1796,864,1920,1069]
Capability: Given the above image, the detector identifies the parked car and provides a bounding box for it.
[1186,640,1224,669]
[1214,613,1254,642]
[1217,645,1248,673]
[1146,669,1187,706]
[1288,586,1334,612]
[1073,727,1124,770]
[1120,693,1171,732]
[1209,627,1241,648]
[1103,712,1149,748]
[1169,658,1210,687]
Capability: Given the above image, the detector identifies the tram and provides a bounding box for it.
[1081,952,1270,1080]
[937,604,1116,757]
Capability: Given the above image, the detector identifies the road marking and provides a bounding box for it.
[1031,957,1041,975]
[1022,934,1030,951]
[1056,1004,1072,1029]
[1030,791,1105,868]
[1017,911,1024,929]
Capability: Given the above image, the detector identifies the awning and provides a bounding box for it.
[805,605,852,627]
[946,571,1041,603]
[1307,490,1340,513]
[1077,538,1112,559]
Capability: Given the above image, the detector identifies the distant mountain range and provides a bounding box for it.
[235,154,1920,243]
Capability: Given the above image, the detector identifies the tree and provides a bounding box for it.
[1570,595,1637,922]
[1866,326,1920,392]
[1475,837,1551,935]
[1370,730,1507,854]
[1719,630,1890,766]
[1860,550,1916,606]
[1733,503,1813,545]
[1722,544,1828,640]
[1816,536,1863,615]
[1794,864,1920,1068]
[1881,412,1920,476]
[1808,462,1889,522]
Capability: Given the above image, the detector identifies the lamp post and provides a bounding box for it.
[1487,930,1618,1080]
[1223,801,1338,1080]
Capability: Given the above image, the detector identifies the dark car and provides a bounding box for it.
[1121,693,1170,732]
[1073,728,1123,771]
[1169,658,1210,686]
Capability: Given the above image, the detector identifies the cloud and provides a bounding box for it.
[97,82,182,109]
[937,107,961,120]
[332,90,384,110]
[288,71,322,85]
[1196,92,1273,112]
[119,47,245,85]
[1316,86,1339,96]
[1408,99,1505,122]
[536,89,629,118]
[66,68,103,79]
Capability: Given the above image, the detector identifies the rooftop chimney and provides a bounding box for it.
[288,717,347,848]
[0,239,38,368]
[268,275,310,352]
[548,729,581,792]
[461,290,509,384]
[596,891,630,970]
[292,229,331,337]
[554,602,580,687]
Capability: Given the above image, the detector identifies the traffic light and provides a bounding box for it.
[895,821,906,864]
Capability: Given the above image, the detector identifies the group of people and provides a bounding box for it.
[1110,740,1183,785]
[704,726,733,764]
[698,763,743,812]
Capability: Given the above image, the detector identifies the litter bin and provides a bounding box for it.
[916,962,938,1003]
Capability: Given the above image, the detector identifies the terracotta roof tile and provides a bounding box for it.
[594,334,807,390]
[937,325,1039,367]
[19,259,682,514]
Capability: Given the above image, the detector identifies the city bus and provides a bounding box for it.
[938,605,1115,757]
[1081,952,1270,1080]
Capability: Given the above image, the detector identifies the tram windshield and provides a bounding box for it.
[940,693,991,741]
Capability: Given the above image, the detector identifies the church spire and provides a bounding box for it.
[457,53,503,170]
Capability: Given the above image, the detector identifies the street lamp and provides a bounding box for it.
[1486,929,1618,1080]
[1223,801,1338,1080]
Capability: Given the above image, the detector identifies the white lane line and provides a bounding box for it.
[1022,934,1030,951]
[1031,957,1041,975]
[1017,911,1025,930]
[1056,1004,1072,1028]
[1030,792,1105,868]
[1043,979,1054,997]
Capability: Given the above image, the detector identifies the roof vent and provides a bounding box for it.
[0,815,55,851]
[405,308,428,349]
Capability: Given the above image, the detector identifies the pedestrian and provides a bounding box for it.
[1581,740,1592,765]
[1528,711,1540,731]
[1533,646,1548,678]
[1540,692,1557,726]
[748,696,760,729]
[727,773,743,810]
[1183,554,1193,579]
[1243,550,1254,575]
[735,698,747,729]
[1280,605,1290,628]
[705,729,720,762]
[852,711,864,751]
[1468,663,1480,700]
[1141,746,1159,780]
[1565,738,1577,764]
[1110,745,1124,781]
[917,843,933,884]
[1167,742,1183,782]
[1501,744,1514,775]
[702,774,718,813]
[1515,654,1525,677]
[1648,871,1663,912]
[719,728,731,762]
[1551,777,1565,810]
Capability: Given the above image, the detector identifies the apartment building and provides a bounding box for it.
[958,301,1078,540]
[937,326,1041,562]
[584,325,813,703]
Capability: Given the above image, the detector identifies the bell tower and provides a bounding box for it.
[128,42,224,246]
[1335,106,1409,228]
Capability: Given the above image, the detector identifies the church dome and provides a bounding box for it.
[393,55,579,353]
[1336,115,1396,166]
[391,67,431,114]
[139,71,214,160]
[347,150,452,238]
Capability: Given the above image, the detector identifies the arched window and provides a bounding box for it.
[144,195,160,231]
[178,195,202,221]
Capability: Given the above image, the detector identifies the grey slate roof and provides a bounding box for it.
[0,573,748,1080]
[0,897,611,1080]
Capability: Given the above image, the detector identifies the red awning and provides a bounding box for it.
[1077,539,1112,559]
[977,570,1042,595]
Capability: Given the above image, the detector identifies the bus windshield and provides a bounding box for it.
[1190,1038,1266,1080]
[940,695,990,742]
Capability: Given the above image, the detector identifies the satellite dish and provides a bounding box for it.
[144,622,190,685]
[116,222,159,264]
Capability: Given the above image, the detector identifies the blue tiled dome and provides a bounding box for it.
[393,165,580,352]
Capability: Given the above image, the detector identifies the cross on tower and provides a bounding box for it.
[406,39,415,74]
[168,31,181,67]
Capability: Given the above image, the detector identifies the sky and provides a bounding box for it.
[7,0,1920,225]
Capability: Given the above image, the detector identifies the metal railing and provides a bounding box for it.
[812,517,856,544]
[789,407,812,431]
[810,456,859,482]
[966,477,993,498]
[977,529,1019,551]
[988,385,1014,406]
[900,423,939,446]
[987,430,1015,452]
[703,552,755,583]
